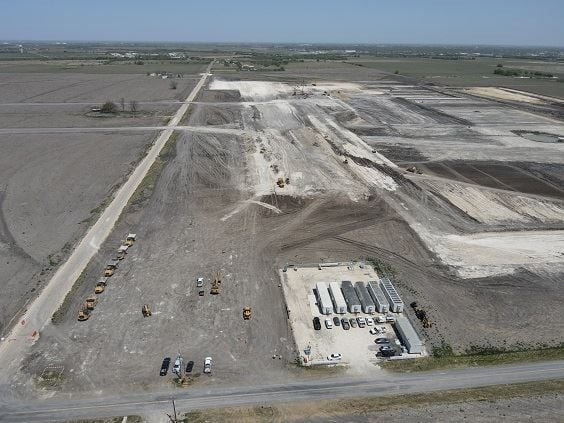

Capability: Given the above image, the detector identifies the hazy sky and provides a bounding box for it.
[1,0,563,46]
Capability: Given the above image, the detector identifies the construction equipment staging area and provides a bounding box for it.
[281,262,426,372]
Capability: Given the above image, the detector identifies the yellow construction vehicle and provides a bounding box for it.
[210,271,221,295]
[124,233,136,247]
[243,306,252,320]
[77,306,90,321]
[142,304,152,317]
[116,245,128,260]
[85,295,97,310]
[104,260,118,277]
[95,277,107,294]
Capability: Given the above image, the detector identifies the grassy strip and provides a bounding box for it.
[51,268,88,324]
[184,379,564,423]
[382,345,564,373]
[62,417,142,423]
[127,130,180,207]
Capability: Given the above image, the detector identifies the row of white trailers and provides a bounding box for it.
[316,279,404,316]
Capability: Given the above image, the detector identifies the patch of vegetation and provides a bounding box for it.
[382,344,564,372]
[51,268,88,324]
[366,257,397,278]
[100,101,118,114]
[494,67,554,78]
[128,130,180,207]
[61,417,142,423]
[183,379,564,422]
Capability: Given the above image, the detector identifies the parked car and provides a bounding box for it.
[385,315,396,323]
[341,318,350,330]
[375,316,386,323]
[325,319,333,329]
[379,345,394,352]
[366,317,374,326]
[327,353,342,361]
[198,289,204,296]
[357,317,366,327]
[379,326,387,333]
[380,346,395,357]
[333,316,341,326]
[204,357,212,374]
[369,327,380,335]
[185,360,194,373]
[196,277,204,287]
[375,337,390,344]
[160,357,171,376]
[313,317,321,330]
[172,356,182,374]
[349,318,358,328]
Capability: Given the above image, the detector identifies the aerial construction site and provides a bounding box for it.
[0,44,563,421]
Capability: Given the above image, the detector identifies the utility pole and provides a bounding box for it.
[166,399,179,423]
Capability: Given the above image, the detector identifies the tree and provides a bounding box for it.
[120,97,125,112]
[129,100,138,117]
[169,81,177,90]
[497,63,503,68]
[100,101,117,114]
[394,70,399,74]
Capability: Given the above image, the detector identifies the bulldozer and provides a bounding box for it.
[276,177,285,188]
[104,260,118,277]
[210,271,221,295]
[77,306,90,321]
[142,304,152,317]
[124,233,136,247]
[85,295,97,310]
[95,277,107,294]
[243,306,252,320]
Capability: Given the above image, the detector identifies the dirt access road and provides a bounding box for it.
[0,62,213,381]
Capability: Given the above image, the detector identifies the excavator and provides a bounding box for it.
[95,277,107,294]
[243,306,252,320]
[85,295,97,310]
[77,306,90,321]
[124,233,136,247]
[104,260,118,277]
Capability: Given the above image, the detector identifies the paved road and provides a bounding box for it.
[0,125,249,136]
[0,63,213,381]
[1,360,562,422]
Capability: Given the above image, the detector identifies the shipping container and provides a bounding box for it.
[354,281,376,313]
[395,315,423,354]
[341,281,361,313]
[367,280,389,313]
[315,282,333,315]
[329,281,347,314]
[380,277,404,313]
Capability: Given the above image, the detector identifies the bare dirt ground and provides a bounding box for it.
[3,62,564,401]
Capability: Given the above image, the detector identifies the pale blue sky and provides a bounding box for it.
[1,0,562,46]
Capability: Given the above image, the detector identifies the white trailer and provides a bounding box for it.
[315,282,333,315]
[329,282,347,314]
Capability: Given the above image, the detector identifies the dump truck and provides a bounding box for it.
[104,261,118,277]
[124,233,136,247]
[142,304,152,317]
[243,306,252,320]
[95,277,108,294]
[210,271,221,295]
[77,306,90,321]
[85,295,97,310]
[116,245,128,260]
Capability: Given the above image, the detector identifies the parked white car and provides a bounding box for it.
[196,277,204,287]
[204,357,212,373]
[369,327,380,335]
[327,353,342,361]
[325,319,333,329]
[366,317,374,326]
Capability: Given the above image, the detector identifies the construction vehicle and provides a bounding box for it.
[77,306,90,321]
[210,271,221,295]
[285,177,290,185]
[142,304,152,317]
[243,306,252,320]
[85,295,97,310]
[276,177,285,188]
[95,277,108,294]
[116,245,128,260]
[411,302,433,328]
[104,260,118,277]
[124,233,136,247]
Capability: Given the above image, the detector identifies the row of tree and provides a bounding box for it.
[100,98,139,115]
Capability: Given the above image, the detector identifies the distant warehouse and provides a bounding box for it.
[315,282,333,315]
[329,282,347,314]
[367,280,389,313]
[341,281,361,313]
[395,315,423,354]
[380,277,404,313]
[354,282,376,313]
